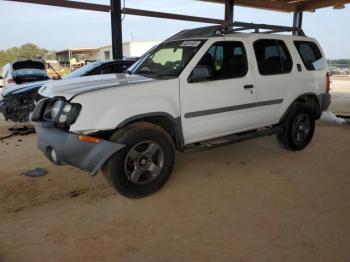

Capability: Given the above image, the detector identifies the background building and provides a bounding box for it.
[54,41,160,69]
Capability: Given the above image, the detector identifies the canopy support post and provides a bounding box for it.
[111,0,123,59]
[225,0,234,23]
[293,11,303,35]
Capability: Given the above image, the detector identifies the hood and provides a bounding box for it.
[39,73,154,100]
[2,80,51,97]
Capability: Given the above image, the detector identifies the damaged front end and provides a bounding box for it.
[0,88,43,122]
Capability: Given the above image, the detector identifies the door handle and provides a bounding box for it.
[244,84,254,89]
[297,64,302,72]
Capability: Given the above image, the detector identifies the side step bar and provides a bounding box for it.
[183,126,283,153]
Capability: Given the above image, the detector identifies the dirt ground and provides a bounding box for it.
[0,80,349,262]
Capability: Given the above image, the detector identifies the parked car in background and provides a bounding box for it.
[1,59,49,92]
[0,59,137,122]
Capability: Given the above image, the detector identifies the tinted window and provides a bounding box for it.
[294,41,326,71]
[254,39,293,75]
[196,41,248,80]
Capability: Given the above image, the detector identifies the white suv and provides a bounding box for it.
[32,23,330,198]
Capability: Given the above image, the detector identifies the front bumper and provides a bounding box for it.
[319,93,331,112]
[36,124,125,175]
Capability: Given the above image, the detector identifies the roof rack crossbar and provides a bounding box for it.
[220,21,305,36]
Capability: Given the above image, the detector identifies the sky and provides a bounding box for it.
[0,0,349,59]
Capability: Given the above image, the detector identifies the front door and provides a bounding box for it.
[179,40,257,144]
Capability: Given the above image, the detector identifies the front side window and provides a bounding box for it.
[294,41,326,71]
[254,39,293,75]
[193,41,248,81]
[130,40,204,79]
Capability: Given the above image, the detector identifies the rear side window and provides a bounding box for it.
[294,41,326,71]
[254,39,293,75]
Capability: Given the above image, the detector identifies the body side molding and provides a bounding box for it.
[184,99,283,118]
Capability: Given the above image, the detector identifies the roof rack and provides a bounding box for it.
[220,21,305,36]
[166,21,305,41]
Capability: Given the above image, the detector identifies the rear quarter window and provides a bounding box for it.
[294,41,326,71]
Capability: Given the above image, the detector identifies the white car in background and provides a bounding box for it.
[1,59,49,94]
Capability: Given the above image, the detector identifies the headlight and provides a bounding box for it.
[43,98,81,125]
[51,100,64,119]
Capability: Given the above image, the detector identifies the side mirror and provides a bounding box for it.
[188,65,212,83]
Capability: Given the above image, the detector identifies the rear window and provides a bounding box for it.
[294,41,326,71]
[253,39,293,75]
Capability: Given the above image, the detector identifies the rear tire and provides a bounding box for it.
[102,122,175,198]
[277,102,315,151]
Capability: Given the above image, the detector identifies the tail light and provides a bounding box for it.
[326,72,330,93]
[7,79,16,84]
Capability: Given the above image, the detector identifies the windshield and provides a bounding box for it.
[129,40,204,79]
[63,62,101,79]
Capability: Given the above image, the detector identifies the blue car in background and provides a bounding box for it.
[0,59,137,122]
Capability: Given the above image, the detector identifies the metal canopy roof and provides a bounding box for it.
[5,0,349,59]
[200,0,350,12]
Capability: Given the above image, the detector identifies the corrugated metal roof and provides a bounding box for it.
[199,0,350,12]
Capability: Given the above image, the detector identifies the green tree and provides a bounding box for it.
[0,43,49,67]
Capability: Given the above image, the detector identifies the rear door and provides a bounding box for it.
[179,39,258,144]
[251,38,294,126]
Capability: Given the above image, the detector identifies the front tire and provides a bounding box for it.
[102,122,175,198]
[277,103,315,151]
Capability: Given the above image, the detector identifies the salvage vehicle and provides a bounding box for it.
[1,59,49,91]
[32,22,331,198]
[0,59,136,122]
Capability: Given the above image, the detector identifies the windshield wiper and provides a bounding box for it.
[137,70,156,75]
[134,70,160,78]
[159,73,178,77]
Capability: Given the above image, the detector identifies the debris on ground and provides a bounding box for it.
[0,134,13,141]
[21,168,48,177]
[0,126,35,141]
[9,126,35,136]
[68,189,89,198]
[69,191,81,198]
[320,111,346,125]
